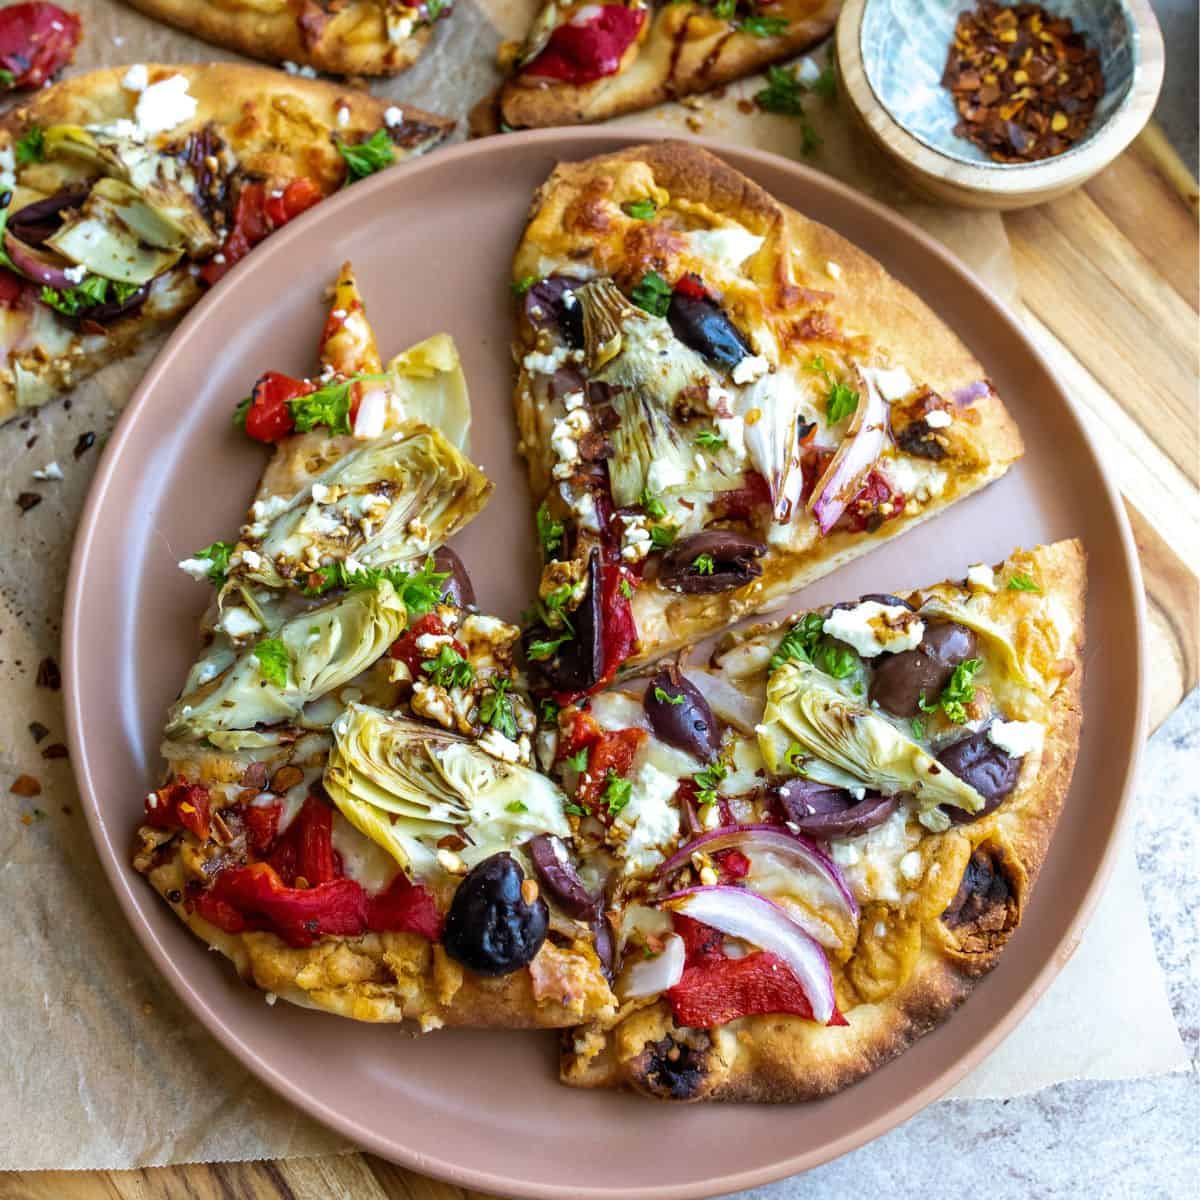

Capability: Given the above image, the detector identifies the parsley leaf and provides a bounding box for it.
[253,638,290,687]
[539,698,561,723]
[806,355,859,423]
[630,270,672,318]
[0,69,14,92]
[742,15,789,36]
[423,0,448,21]
[195,540,234,586]
[505,799,528,813]
[566,747,590,772]
[233,395,251,431]
[622,198,658,220]
[536,502,564,559]
[654,686,685,705]
[811,61,838,99]
[713,0,737,18]
[15,125,44,166]
[564,802,589,816]
[694,428,726,452]
[920,658,983,724]
[639,487,667,520]
[693,761,728,806]
[335,129,395,183]
[510,274,537,296]
[693,553,715,576]
[649,523,677,550]
[302,555,450,617]
[421,645,474,689]
[39,275,139,317]
[769,613,825,671]
[812,640,859,679]
[479,678,518,739]
[910,717,926,740]
[527,630,574,661]
[755,65,804,115]
[619,577,633,599]
[601,769,632,815]
[288,379,354,434]
[1007,574,1041,593]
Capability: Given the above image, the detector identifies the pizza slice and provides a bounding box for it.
[511,142,1023,700]
[539,540,1084,1100]
[482,0,841,132]
[135,265,616,1031]
[0,63,451,427]
[122,0,453,77]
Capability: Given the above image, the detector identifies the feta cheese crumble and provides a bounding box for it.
[822,600,925,658]
[32,462,63,481]
[987,719,1044,759]
[966,563,996,592]
[135,74,198,135]
[924,408,953,429]
[732,354,770,385]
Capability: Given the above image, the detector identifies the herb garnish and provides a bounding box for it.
[536,502,564,558]
[918,658,983,725]
[694,428,726,452]
[630,270,672,318]
[505,799,528,813]
[654,686,685,706]
[193,540,234,586]
[421,645,474,689]
[622,198,658,220]
[511,274,537,296]
[40,275,140,317]
[253,638,290,687]
[527,630,573,661]
[754,67,823,154]
[742,15,788,37]
[1007,574,1041,593]
[479,678,518,739]
[693,761,728,806]
[335,128,395,183]
[302,555,449,617]
[649,523,677,550]
[693,553,715,576]
[807,354,859,423]
[15,125,44,166]
[601,769,632,815]
[539,697,561,723]
[566,747,590,773]
[639,487,667,520]
[619,577,633,599]
[769,612,826,671]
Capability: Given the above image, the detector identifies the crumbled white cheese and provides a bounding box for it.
[715,415,746,460]
[822,601,925,658]
[569,486,600,533]
[522,345,572,376]
[336,105,350,129]
[460,614,510,641]
[240,549,262,570]
[384,105,405,127]
[177,557,211,581]
[924,408,953,429]
[310,484,331,504]
[414,632,453,655]
[121,63,148,91]
[250,494,290,524]
[732,354,770,385]
[0,145,14,193]
[217,606,262,639]
[966,563,996,592]
[987,719,1044,759]
[388,16,415,41]
[562,389,586,411]
[32,461,63,481]
[134,74,198,135]
[550,407,591,480]
[621,514,653,563]
[869,365,915,402]
[646,457,687,493]
[831,842,860,866]
[281,60,319,78]
[686,225,765,272]
[63,264,87,284]
[617,760,682,875]
[899,851,923,880]
[478,728,523,764]
[885,454,948,503]
[411,679,454,727]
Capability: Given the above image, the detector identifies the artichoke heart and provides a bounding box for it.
[324,704,572,873]
[385,334,472,452]
[575,278,731,508]
[758,661,986,816]
[166,581,407,740]
[233,424,492,590]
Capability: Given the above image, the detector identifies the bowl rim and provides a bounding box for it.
[838,0,1165,194]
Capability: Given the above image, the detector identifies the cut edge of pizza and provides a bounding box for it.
[122,0,453,78]
[480,0,841,133]
[510,140,1024,701]
[134,263,617,1033]
[543,538,1085,1101]
[0,63,452,427]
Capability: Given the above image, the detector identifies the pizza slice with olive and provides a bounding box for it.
[512,142,1023,701]
[0,62,451,427]
[480,0,842,132]
[121,0,452,78]
[539,540,1084,1101]
[135,265,617,1032]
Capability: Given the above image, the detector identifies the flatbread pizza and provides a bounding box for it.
[511,141,1023,700]
[544,540,1084,1099]
[0,63,451,427]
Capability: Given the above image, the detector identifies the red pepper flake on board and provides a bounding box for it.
[942,2,1104,163]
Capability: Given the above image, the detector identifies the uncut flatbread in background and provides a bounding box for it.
[550,540,1085,1101]
[511,140,1023,700]
[0,62,451,427]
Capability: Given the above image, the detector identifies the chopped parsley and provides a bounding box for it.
[649,523,677,550]
[693,553,715,576]
[505,799,528,813]
[807,355,859,424]
[15,125,44,166]
[619,577,633,599]
[654,686,685,706]
[536,502,564,559]
[639,487,667,520]
[811,61,838,99]
[693,761,728,806]
[303,555,449,617]
[288,379,355,435]
[233,395,251,431]
[742,15,789,37]
[253,638,290,688]
[783,742,805,771]
[193,540,234,586]
[0,69,14,91]
[753,67,822,154]
[622,198,658,220]
[510,274,538,296]
[630,270,672,318]
[335,128,395,183]
[769,612,826,671]
[713,0,737,18]
[564,802,589,816]
[812,640,859,679]
[919,658,983,725]
[1007,574,1041,593]
[601,769,632,816]
[910,717,926,740]
[421,645,474,689]
[40,275,140,317]
[479,678,518,740]
[694,428,726,452]
[527,630,573,661]
[566,747,590,773]
[423,0,448,21]
[539,697,561,723]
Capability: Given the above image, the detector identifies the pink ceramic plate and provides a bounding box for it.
[64,130,1145,1199]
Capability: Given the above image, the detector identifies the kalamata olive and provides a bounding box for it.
[667,293,752,371]
[442,852,548,976]
[591,911,615,980]
[73,283,149,327]
[432,546,476,610]
[868,620,978,717]
[8,187,89,245]
[895,419,947,461]
[524,276,584,349]
[659,530,766,595]
[527,834,595,919]
[770,778,899,839]
[525,548,603,694]
[937,730,1021,823]
[644,665,721,762]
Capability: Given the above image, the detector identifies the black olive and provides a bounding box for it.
[527,834,595,919]
[937,730,1021,823]
[666,293,752,371]
[659,530,766,594]
[644,665,721,762]
[7,186,90,245]
[442,852,548,976]
[524,276,584,349]
[524,548,604,694]
[769,778,899,839]
[896,419,947,461]
[868,620,978,717]
[432,546,476,610]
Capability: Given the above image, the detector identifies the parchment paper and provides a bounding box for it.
[0,0,1184,1172]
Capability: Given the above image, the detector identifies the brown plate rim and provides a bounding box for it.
[62,127,1147,1198]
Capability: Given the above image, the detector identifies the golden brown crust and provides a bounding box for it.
[562,541,1086,1101]
[122,0,437,76]
[496,1,842,129]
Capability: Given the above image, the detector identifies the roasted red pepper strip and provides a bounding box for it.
[0,4,81,93]
[576,726,645,810]
[708,470,773,522]
[144,777,212,842]
[673,272,709,302]
[388,613,457,680]
[366,871,443,941]
[268,793,339,887]
[242,802,281,856]
[840,469,905,534]
[522,5,646,85]
[598,559,637,684]
[241,370,312,444]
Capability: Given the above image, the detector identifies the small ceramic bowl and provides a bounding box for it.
[837,0,1165,208]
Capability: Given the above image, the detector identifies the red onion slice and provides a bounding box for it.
[807,367,888,535]
[3,230,76,290]
[664,886,837,1024]
[619,932,685,999]
[528,833,596,920]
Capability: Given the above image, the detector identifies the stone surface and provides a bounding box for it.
[729,687,1199,1200]
[1151,0,1198,175]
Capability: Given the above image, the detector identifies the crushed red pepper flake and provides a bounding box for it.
[16,492,41,513]
[942,2,1104,163]
[42,743,69,760]
[11,774,42,797]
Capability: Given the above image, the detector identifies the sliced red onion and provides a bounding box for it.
[619,932,685,999]
[664,886,837,1024]
[808,367,888,535]
[3,231,76,289]
[528,833,596,920]
[953,379,994,407]
[7,187,90,246]
[657,824,858,919]
[679,668,762,734]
